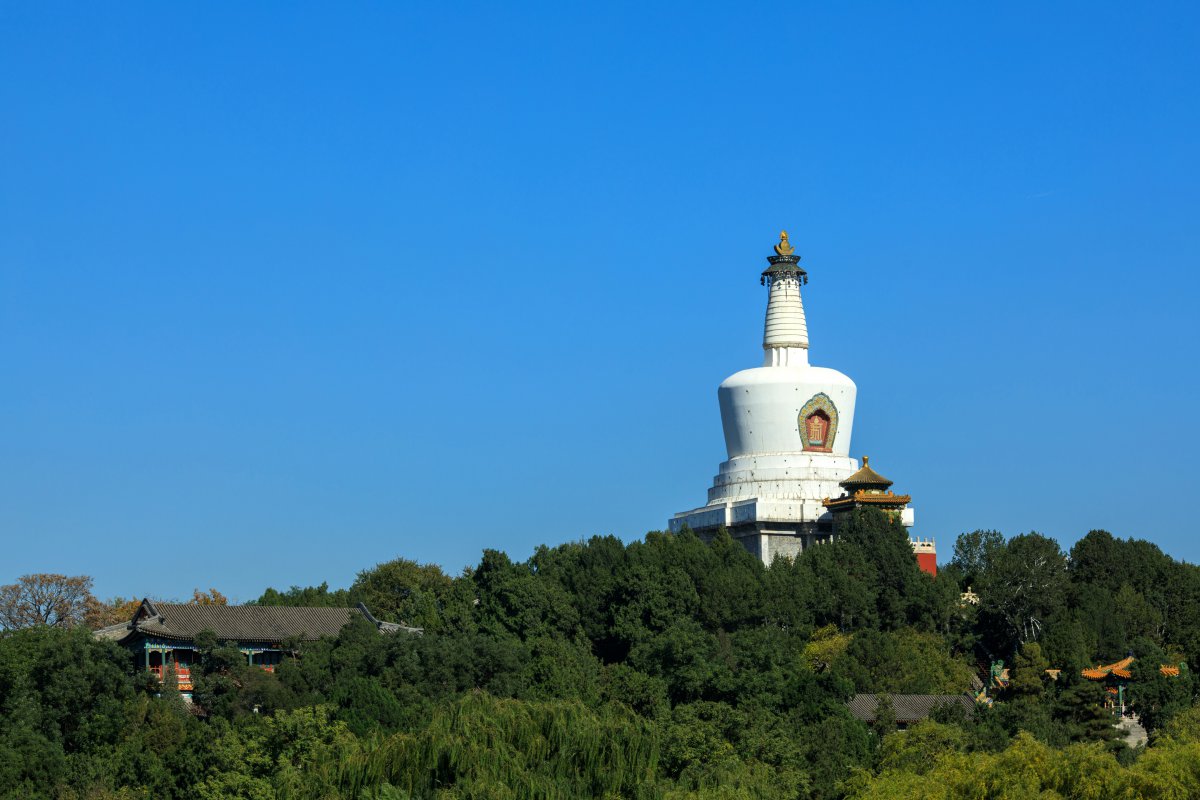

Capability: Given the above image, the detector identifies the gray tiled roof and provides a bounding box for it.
[111,599,419,644]
[847,693,974,723]
[93,621,134,641]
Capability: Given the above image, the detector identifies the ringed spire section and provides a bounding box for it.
[761,231,809,367]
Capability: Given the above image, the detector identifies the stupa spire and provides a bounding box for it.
[761,230,809,366]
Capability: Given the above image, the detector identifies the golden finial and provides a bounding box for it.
[774,230,795,256]
[862,456,869,467]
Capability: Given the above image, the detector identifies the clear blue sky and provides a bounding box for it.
[2,3,1197,602]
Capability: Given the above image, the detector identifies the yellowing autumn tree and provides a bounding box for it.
[189,588,228,605]
[0,573,94,630]
[85,595,143,629]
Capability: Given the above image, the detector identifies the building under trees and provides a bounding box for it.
[95,598,417,699]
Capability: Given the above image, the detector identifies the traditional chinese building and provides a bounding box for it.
[95,599,417,698]
[670,232,929,567]
[823,456,936,576]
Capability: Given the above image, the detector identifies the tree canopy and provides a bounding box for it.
[2,515,1199,798]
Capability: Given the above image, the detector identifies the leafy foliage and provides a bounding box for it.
[3,518,1200,797]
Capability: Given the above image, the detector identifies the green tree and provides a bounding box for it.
[0,626,141,797]
[799,713,873,800]
[839,509,927,631]
[978,533,1067,650]
[328,693,660,799]
[801,625,851,673]
[628,618,733,704]
[191,628,289,719]
[528,535,631,661]
[661,701,741,783]
[253,581,351,608]
[1129,639,1195,734]
[950,530,1004,590]
[796,540,878,631]
[472,549,581,641]
[515,635,604,704]
[833,629,973,695]
[1156,703,1200,744]
[1010,642,1050,698]
[1114,582,1163,643]
[1037,612,1092,674]
[331,676,407,735]
[350,557,457,632]
[878,720,966,775]
[872,693,898,739]
[1056,678,1117,745]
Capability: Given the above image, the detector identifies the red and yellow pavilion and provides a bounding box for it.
[823,456,936,575]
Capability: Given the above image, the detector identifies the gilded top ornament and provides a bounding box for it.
[773,231,795,256]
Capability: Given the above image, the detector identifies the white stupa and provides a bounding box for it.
[670,231,914,564]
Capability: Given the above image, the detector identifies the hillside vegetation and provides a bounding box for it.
[3,510,1200,798]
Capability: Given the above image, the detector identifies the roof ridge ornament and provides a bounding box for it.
[774,230,795,256]
[761,228,806,286]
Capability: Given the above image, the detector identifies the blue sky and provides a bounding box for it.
[2,3,1197,601]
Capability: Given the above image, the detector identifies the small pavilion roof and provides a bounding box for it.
[1082,656,1135,680]
[839,456,894,491]
[1081,656,1185,680]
